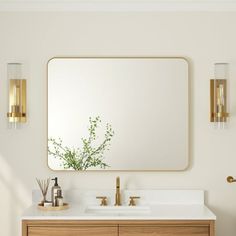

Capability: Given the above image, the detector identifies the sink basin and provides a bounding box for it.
[85,206,151,215]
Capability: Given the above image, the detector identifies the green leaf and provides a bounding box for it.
[48,116,114,171]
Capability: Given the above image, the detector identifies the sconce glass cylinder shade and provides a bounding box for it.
[210,63,229,126]
[7,63,27,128]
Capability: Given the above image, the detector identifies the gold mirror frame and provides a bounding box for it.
[47,56,190,172]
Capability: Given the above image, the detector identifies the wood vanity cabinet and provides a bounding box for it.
[22,220,215,236]
[22,221,118,236]
[119,221,214,236]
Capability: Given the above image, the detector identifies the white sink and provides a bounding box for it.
[85,206,151,215]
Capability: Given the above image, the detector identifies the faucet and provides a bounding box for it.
[114,176,121,206]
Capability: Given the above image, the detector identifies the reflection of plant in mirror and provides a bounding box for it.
[48,116,114,170]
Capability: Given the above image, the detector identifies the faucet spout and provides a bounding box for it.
[115,176,121,206]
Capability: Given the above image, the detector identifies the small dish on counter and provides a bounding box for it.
[37,203,69,211]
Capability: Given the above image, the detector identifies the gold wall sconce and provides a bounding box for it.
[210,63,229,127]
[7,63,27,128]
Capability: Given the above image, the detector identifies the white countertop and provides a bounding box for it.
[22,203,216,220]
[22,190,216,221]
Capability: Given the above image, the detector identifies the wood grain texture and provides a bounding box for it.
[22,220,215,236]
[22,220,27,236]
[210,221,215,236]
[22,220,214,226]
[28,226,118,236]
[119,226,209,236]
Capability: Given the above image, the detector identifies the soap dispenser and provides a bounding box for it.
[51,177,61,206]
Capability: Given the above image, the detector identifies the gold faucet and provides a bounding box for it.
[114,176,121,206]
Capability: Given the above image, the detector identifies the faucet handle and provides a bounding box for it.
[96,196,108,206]
[129,196,140,206]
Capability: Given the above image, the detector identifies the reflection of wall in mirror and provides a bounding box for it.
[48,58,189,171]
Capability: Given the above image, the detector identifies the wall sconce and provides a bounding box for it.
[210,63,229,128]
[7,63,27,128]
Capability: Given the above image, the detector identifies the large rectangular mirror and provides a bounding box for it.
[48,57,189,171]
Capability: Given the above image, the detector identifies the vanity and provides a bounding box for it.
[23,58,216,235]
[22,189,216,236]
[22,219,214,236]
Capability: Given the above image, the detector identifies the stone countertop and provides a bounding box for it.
[21,203,216,220]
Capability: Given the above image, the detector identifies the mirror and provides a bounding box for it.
[48,57,189,171]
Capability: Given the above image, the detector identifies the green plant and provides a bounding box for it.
[48,116,114,170]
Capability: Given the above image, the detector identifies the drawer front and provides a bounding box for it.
[28,226,118,236]
[119,226,209,236]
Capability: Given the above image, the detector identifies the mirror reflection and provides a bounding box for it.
[48,57,189,171]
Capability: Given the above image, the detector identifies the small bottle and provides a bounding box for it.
[51,177,61,207]
[56,189,64,207]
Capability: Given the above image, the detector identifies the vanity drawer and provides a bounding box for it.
[28,226,118,236]
[119,225,209,236]
[23,220,214,236]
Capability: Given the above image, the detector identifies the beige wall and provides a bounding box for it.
[0,12,236,236]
